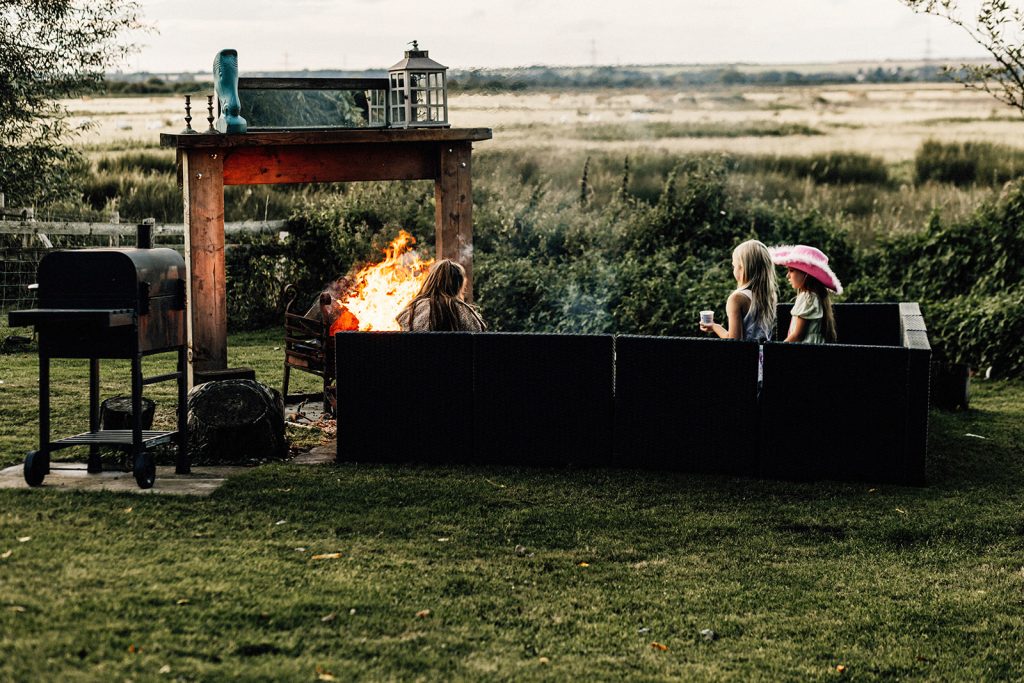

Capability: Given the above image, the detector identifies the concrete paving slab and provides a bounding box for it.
[0,438,338,495]
[292,443,335,465]
[0,462,242,496]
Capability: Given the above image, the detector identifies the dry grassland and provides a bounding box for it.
[66,83,1024,160]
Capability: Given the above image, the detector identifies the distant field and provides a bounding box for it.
[67,83,1024,161]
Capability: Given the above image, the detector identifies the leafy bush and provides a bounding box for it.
[856,180,1024,374]
[923,289,1024,376]
[48,145,1024,376]
[474,157,860,336]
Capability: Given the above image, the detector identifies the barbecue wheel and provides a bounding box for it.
[24,451,47,487]
[133,451,156,489]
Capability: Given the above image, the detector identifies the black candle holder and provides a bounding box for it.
[202,95,218,134]
[180,95,197,134]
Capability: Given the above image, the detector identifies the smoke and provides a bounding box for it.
[555,281,614,334]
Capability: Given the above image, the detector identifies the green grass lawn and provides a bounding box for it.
[1,329,1023,680]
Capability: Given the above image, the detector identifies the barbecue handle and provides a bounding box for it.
[7,309,135,328]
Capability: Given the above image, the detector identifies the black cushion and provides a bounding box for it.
[614,336,760,474]
[776,303,901,346]
[472,333,614,467]
[335,331,474,464]
[759,342,924,484]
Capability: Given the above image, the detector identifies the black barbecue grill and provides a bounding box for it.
[8,224,189,489]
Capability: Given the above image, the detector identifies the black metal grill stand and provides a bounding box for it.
[31,343,189,489]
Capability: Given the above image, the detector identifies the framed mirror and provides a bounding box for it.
[236,77,388,131]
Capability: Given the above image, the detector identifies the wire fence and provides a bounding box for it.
[0,216,287,313]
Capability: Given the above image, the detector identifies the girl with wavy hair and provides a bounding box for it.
[770,244,841,343]
[396,259,486,332]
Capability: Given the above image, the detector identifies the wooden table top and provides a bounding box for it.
[161,128,493,149]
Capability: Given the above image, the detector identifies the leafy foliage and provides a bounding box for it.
[856,179,1024,374]
[0,0,142,206]
[44,145,1024,375]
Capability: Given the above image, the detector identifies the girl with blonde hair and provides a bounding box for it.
[396,259,486,332]
[701,239,778,342]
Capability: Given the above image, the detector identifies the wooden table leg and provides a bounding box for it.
[435,142,474,301]
[183,149,227,387]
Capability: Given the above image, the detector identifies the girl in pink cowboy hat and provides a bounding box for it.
[769,244,842,344]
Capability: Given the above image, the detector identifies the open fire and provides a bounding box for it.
[328,230,433,335]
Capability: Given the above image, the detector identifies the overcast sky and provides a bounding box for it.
[124,0,997,73]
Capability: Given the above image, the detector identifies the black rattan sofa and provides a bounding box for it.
[335,303,930,485]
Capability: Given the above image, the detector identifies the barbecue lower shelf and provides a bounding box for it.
[49,430,180,449]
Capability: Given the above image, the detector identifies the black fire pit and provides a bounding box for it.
[8,224,189,489]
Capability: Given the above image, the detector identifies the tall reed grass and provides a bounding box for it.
[915,139,1024,186]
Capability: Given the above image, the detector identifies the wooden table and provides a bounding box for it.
[160,128,492,385]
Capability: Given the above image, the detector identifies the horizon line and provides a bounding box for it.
[110,55,991,76]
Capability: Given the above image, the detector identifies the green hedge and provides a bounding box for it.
[47,147,1024,377]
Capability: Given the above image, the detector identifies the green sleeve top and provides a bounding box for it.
[790,291,824,344]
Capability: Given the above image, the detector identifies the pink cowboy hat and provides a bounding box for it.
[769,244,844,294]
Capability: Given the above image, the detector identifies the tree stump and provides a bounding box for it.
[100,396,156,430]
[187,379,287,464]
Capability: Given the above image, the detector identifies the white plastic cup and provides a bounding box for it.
[700,310,714,325]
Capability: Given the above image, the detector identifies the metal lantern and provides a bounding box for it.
[367,89,387,127]
[388,41,448,128]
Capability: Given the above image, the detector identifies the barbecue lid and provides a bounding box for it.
[37,248,186,303]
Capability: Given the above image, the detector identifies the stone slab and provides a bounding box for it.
[291,443,335,465]
[0,462,239,496]
[0,438,338,495]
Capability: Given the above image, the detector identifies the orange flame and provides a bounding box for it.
[329,230,433,334]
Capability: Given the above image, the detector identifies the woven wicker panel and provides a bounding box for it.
[776,303,901,346]
[760,342,922,484]
[904,349,931,485]
[335,331,474,464]
[614,336,760,474]
[473,333,614,467]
